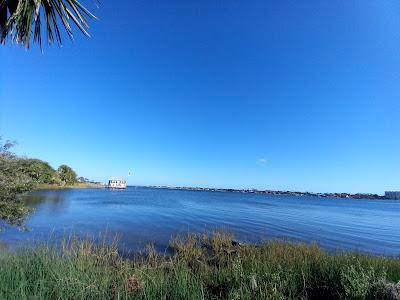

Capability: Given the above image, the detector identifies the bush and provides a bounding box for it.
[340,262,386,300]
[0,138,34,225]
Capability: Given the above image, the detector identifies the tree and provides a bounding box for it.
[77,176,88,183]
[19,158,60,184]
[0,137,33,225]
[0,0,96,48]
[57,164,77,185]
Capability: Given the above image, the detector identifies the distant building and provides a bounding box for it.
[384,191,400,199]
[107,178,127,189]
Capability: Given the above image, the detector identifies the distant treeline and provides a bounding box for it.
[0,137,81,225]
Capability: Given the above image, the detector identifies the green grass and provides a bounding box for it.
[0,231,399,299]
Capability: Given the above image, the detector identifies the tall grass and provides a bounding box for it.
[0,231,399,299]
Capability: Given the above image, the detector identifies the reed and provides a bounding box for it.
[0,231,399,299]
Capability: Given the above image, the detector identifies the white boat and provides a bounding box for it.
[107,178,127,189]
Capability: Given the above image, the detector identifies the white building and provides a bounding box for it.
[108,178,127,189]
[385,191,400,199]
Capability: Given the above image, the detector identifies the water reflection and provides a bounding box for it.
[24,190,68,214]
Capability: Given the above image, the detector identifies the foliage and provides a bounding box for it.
[57,164,77,185]
[340,263,386,300]
[77,176,89,183]
[0,0,96,48]
[0,137,33,225]
[0,231,399,299]
[18,158,60,184]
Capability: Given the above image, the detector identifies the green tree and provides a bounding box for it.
[0,137,33,225]
[77,176,88,183]
[57,164,77,185]
[18,158,60,184]
[0,0,96,48]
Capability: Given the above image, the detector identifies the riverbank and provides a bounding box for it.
[0,232,399,300]
[35,182,105,190]
[0,139,105,224]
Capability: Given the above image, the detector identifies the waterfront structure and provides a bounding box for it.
[384,191,400,199]
[107,178,127,189]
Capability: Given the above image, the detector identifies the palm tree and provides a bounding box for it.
[0,0,96,48]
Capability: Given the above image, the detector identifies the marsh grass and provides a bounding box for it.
[0,231,399,299]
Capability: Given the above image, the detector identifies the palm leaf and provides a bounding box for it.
[1,0,96,48]
[0,1,8,42]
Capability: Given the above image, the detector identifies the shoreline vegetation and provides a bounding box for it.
[35,182,105,190]
[2,138,400,299]
[0,137,102,225]
[0,231,399,299]
[147,185,388,200]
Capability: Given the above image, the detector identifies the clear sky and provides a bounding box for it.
[1,1,399,193]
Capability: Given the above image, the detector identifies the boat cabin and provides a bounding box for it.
[108,178,127,189]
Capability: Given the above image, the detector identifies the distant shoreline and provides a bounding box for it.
[34,183,392,200]
[145,185,388,200]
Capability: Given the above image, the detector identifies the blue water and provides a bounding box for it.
[1,187,399,256]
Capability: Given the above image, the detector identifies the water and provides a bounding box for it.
[1,187,399,256]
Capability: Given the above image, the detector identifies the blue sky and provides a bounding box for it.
[1,0,399,193]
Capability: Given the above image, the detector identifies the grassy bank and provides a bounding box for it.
[35,182,105,190]
[0,232,399,299]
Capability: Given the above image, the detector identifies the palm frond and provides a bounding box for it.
[0,1,8,43]
[1,0,96,48]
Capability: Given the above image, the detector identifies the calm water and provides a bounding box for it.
[1,187,400,256]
